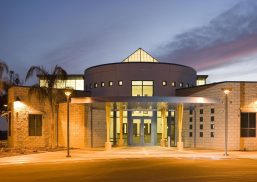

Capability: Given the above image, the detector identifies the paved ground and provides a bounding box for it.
[1,147,257,181]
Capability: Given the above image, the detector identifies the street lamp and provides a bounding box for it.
[222,88,231,156]
[64,88,73,157]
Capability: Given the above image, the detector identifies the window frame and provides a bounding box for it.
[131,80,154,97]
[240,112,256,137]
[28,114,43,136]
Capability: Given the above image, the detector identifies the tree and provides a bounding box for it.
[25,65,67,148]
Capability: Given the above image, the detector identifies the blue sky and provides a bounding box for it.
[1,0,257,83]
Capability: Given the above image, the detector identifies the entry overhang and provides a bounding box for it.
[71,96,219,104]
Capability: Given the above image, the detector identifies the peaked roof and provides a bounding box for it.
[122,48,159,63]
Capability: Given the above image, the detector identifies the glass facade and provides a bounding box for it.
[109,103,176,147]
[39,76,84,90]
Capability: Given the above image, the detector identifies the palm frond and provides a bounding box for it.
[0,61,9,79]
[28,84,49,103]
[25,66,48,82]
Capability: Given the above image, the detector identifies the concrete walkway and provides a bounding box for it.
[1,147,257,165]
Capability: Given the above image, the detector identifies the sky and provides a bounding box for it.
[1,0,257,84]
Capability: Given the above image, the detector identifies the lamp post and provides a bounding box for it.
[64,88,73,157]
[223,88,231,156]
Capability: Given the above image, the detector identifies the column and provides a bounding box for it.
[105,102,112,151]
[118,102,124,146]
[160,107,167,147]
[177,104,184,150]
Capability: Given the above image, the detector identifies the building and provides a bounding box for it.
[7,48,257,151]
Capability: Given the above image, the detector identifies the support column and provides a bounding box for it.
[160,107,167,147]
[177,104,184,150]
[105,102,112,151]
[118,102,124,146]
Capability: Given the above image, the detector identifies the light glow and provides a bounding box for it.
[223,89,231,95]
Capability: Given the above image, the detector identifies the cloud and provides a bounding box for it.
[157,0,257,71]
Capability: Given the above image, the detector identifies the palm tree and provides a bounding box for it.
[0,60,9,96]
[25,65,67,148]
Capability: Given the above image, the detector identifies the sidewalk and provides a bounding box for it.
[0,147,257,166]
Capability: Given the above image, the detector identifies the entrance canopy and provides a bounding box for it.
[71,96,218,104]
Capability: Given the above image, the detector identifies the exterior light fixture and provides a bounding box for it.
[64,87,73,157]
[3,104,7,107]
[222,88,232,156]
[15,96,21,102]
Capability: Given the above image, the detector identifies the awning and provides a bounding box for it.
[71,96,219,104]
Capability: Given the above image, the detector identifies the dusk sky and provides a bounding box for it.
[1,0,257,84]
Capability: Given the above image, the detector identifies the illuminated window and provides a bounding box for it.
[132,81,153,97]
[162,81,167,86]
[118,80,123,86]
[211,124,215,129]
[241,113,256,137]
[186,83,189,88]
[179,82,183,88]
[94,83,98,88]
[197,79,206,86]
[29,114,42,136]
[109,81,113,86]
[123,48,158,62]
[101,82,105,87]
[171,82,176,87]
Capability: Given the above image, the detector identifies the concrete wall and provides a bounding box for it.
[178,82,257,151]
[85,62,196,97]
[8,86,52,149]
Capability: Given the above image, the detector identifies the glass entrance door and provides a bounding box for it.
[132,118,152,145]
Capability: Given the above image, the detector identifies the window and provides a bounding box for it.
[189,125,193,130]
[200,117,203,122]
[8,112,11,136]
[109,81,113,86]
[94,83,98,88]
[200,132,203,137]
[241,113,256,137]
[200,109,203,114]
[101,82,105,87]
[29,114,42,136]
[189,117,193,122]
[211,108,215,114]
[171,82,176,87]
[211,116,215,122]
[118,81,123,86]
[189,132,193,137]
[186,83,189,88]
[162,81,167,86]
[211,124,215,129]
[179,82,183,88]
[132,81,153,97]
[210,132,214,138]
[200,124,203,130]
[189,109,193,115]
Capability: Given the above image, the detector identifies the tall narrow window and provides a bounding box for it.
[171,82,176,87]
[179,82,183,88]
[132,81,153,97]
[101,82,105,87]
[162,81,167,86]
[94,83,98,88]
[29,114,42,136]
[109,81,113,86]
[241,113,256,137]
